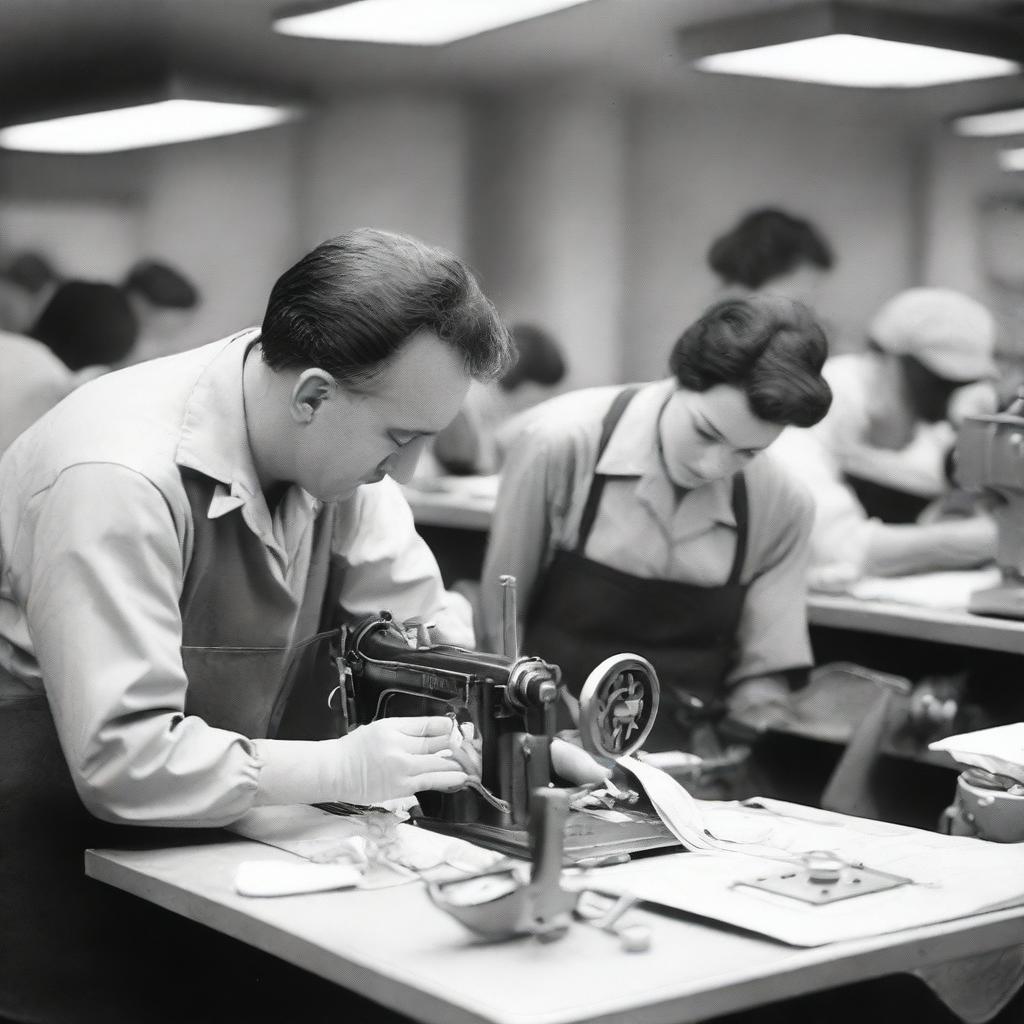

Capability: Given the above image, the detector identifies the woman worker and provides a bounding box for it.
[480,294,832,750]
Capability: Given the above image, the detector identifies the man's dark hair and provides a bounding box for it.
[30,280,138,370]
[669,293,832,428]
[123,260,199,309]
[259,228,514,388]
[500,323,566,391]
[3,251,58,293]
[707,208,834,291]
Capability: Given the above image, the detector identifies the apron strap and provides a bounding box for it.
[726,472,749,586]
[574,386,641,554]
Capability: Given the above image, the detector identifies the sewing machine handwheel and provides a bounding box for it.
[578,654,659,760]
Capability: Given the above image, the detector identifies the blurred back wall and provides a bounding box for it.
[0,75,1003,383]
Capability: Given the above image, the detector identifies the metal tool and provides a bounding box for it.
[426,788,578,942]
[573,890,651,952]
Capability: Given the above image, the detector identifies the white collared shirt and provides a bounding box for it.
[770,353,955,571]
[0,331,471,825]
[481,379,815,684]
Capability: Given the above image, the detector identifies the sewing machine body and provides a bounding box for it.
[336,612,678,861]
[956,407,1024,619]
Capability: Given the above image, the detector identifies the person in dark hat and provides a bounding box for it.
[29,279,139,371]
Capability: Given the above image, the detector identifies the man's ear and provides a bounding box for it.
[290,368,335,424]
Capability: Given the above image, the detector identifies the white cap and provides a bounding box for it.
[869,288,997,383]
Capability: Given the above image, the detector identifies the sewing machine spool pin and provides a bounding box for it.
[499,574,520,660]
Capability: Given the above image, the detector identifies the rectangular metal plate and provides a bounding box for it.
[735,864,912,905]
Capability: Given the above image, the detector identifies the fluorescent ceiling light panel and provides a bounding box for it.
[273,0,592,45]
[999,147,1024,172]
[695,35,1018,89]
[0,99,300,154]
[679,2,1022,89]
[953,107,1024,138]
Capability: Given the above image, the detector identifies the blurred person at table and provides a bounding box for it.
[0,250,60,334]
[480,294,832,746]
[708,207,834,311]
[432,321,567,475]
[29,278,139,372]
[770,287,999,585]
[1,277,135,456]
[121,257,201,362]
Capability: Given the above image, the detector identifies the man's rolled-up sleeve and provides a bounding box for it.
[334,477,474,647]
[23,464,261,826]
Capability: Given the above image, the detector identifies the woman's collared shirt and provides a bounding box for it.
[481,378,815,684]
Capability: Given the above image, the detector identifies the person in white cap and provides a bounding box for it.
[771,287,998,581]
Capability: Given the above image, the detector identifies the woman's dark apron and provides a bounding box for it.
[0,470,343,1022]
[524,387,750,753]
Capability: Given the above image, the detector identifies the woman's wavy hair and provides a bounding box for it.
[669,293,833,427]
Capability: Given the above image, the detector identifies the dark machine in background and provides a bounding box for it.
[956,387,1024,620]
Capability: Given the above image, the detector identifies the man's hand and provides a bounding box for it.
[551,729,613,785]
[335,716,468,804]
[726,677,797,735]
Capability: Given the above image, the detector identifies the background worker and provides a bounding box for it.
[770,287,999,581]
[0,249,60,334]
[707,206,834,310]
[29,278,139,371]
[121,257,202,362]
[432,321,567,475]
[480,294,833,749]
[1,278,138,455]
[0,228,514,1023]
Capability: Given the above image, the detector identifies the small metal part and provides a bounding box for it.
[574,890,651,952]
[499,575,519,660]
[465,778,512,815]
[734,853,912,905]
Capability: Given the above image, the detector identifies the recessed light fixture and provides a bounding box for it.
[999,147,1024,172]
[273,0,593,46]
[0,77,303,154]
[678,1,1022,89]
[952,106,1024,138]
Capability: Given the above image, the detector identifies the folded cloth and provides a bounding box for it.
[235,860,363,898]
[914,945,1024,1023]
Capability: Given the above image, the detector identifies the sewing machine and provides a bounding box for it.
[955,388,1024,620]
[333,578,678,862]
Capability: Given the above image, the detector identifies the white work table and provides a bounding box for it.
[806,593,1024,656]
[87,837,1024,1024]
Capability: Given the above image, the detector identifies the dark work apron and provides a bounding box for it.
[524,386,750,753]
[845,473,931,525]
[0,469,343,1023]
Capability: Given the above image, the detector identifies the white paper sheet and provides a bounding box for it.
[588,797,1024,946]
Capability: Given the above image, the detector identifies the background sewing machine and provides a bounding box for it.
[334,578,678,862]
[955,388,1024,620]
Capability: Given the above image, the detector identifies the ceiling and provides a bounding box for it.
[3,0,1024,123]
